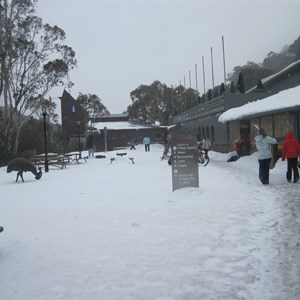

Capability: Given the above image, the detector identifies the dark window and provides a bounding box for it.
[202,127,205,139]
[211,126,215,142]
[198,127,202,141]
[206,127,210,139]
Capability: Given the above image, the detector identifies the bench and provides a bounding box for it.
[110,157,134,164]
[116,152,127,157]
[30,154,70,169]
[76,156,88,163]
[49,155,70,169]
[70,156,88,164]
[64,153,88,164]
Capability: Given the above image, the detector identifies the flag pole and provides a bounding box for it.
[211,47,215,90]
[202,56,206,101]
[195,63,198,93]
[222,36,227,87]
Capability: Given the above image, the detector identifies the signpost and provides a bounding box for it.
[171,126,199,191]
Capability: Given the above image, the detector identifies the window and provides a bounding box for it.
[197,127,202,141]
[210,126,215,142]
[202,127,205,139]
[206,126,210,139]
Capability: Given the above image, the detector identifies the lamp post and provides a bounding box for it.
[42,106,49,172]
[76,121,82,158]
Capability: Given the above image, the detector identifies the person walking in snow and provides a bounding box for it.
[255,127,277,185]
[130,137,136,150]
[143,136,151,152]
[85,134,95,158]
[281,130,300,183]
[202,136,211,159]
[235,139,242,157]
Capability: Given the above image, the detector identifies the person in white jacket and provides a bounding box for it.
[255,128,277,185]
[202,136,211,159]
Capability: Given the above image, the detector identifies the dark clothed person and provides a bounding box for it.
[281,131,300,183]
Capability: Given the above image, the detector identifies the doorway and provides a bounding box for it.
[240,120,251,156]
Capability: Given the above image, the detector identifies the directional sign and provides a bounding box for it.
[171,127,199,191]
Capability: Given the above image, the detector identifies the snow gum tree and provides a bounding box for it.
[127,81,199,125]
[76,93,110,129]
[128,81,171,125]
[0,0,77,158]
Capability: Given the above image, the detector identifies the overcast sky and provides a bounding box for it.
[36,0,300,115]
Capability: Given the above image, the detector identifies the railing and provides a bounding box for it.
[173,96,225,124]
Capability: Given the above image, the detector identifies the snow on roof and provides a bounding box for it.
[246,59,300,93]
[93,121,159,130]
[218,85,300,123]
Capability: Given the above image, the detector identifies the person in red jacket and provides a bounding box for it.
[235,139,242,156]
[281,130,300,183]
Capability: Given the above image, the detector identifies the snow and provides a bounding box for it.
[218,85,300,123]
[1,144,300,299]
[93,121,165,130]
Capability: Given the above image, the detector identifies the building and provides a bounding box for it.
[219,85,300,156]
[173,59,300,155]
[89,119,168,152]
[59,89,87,139]
[60,90,168,152]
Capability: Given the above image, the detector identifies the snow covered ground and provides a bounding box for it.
[1,144,300,300]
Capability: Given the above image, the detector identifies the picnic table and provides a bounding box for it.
[64,152,88,164]
[30,153,70,169]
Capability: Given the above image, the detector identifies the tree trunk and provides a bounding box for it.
[13,125,21,155]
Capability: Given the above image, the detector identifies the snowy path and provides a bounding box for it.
[0,145,300,300]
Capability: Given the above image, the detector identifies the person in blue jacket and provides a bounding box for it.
[143,136,151,152]
[255,127,277,185]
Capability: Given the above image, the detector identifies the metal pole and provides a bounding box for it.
[195,64,198,92]
[211,47,215,90]
[76,121,82,158]
[171,86,174,116]
[202,56,206,101]
[78,125,81,158]
[42,112,49,172]
[189,70,191,88]
[222,36,227,87]
[104,126,108,152]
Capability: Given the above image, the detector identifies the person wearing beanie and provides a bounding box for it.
[255,128,277,185]
[281,130,300,183]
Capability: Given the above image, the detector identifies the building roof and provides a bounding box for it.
[218,85,300,123]
[93,121,167,130]
[246,59,300,93]
[106,113,129,118]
